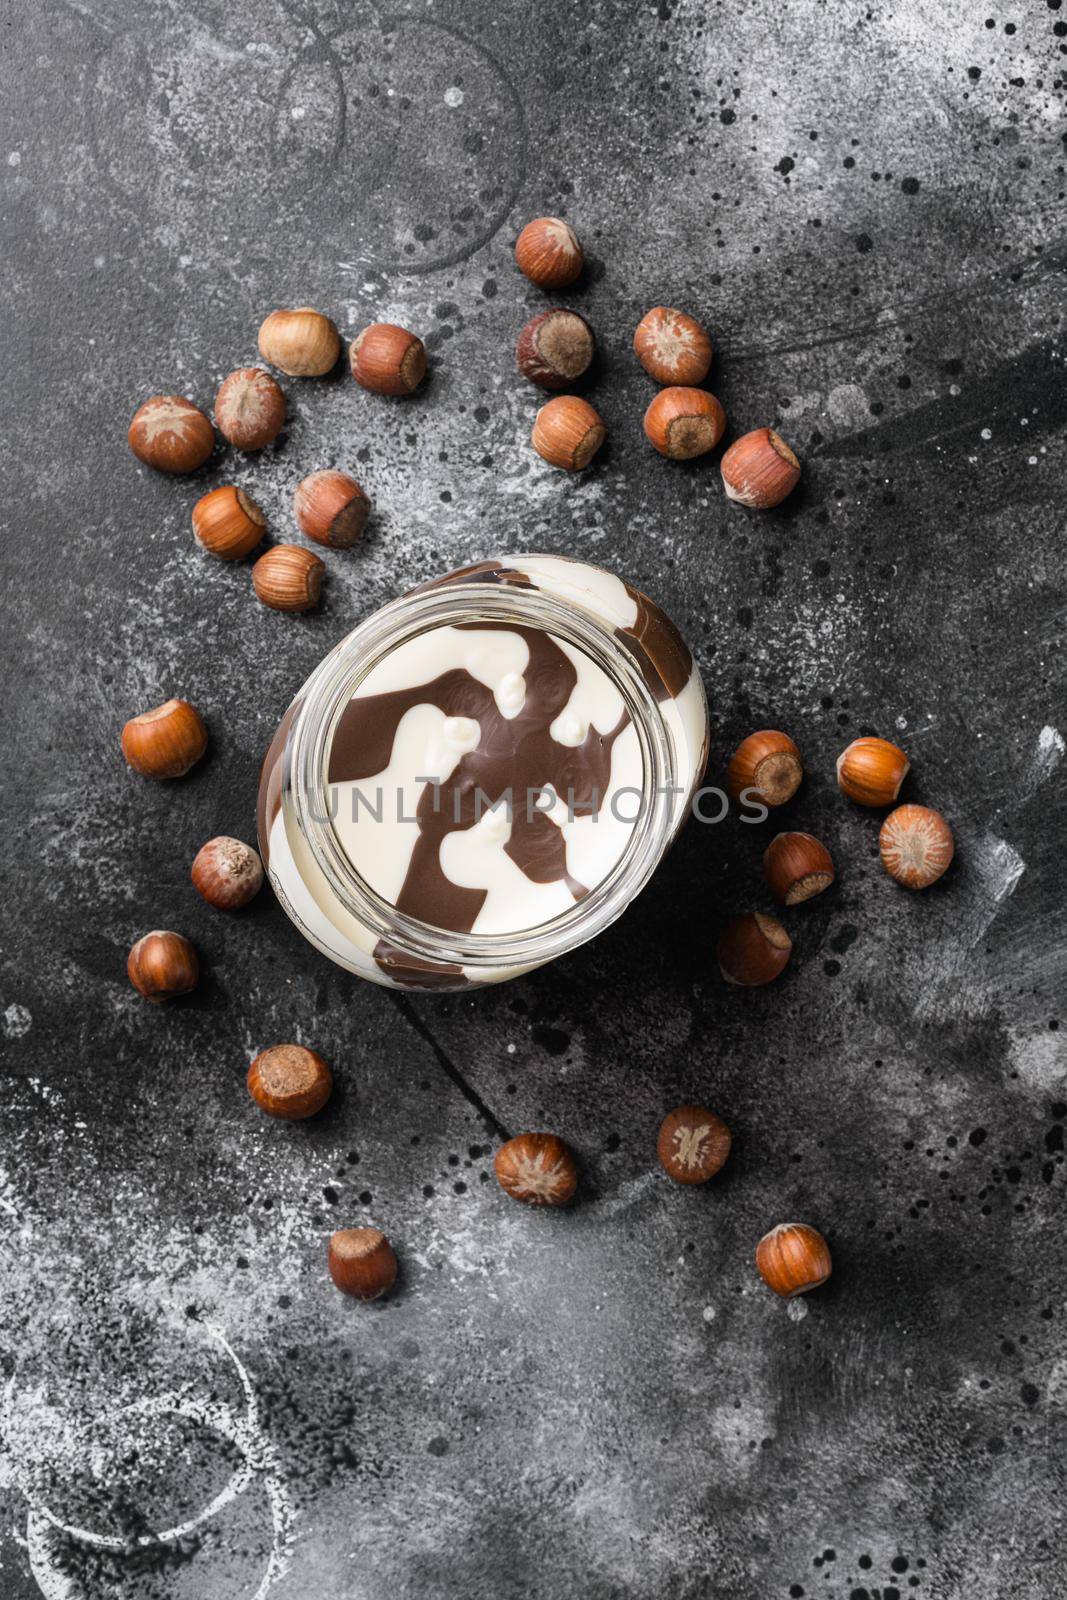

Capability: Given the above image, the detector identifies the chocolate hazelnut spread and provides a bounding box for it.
[326,621,631,952]
[258,554,708,991]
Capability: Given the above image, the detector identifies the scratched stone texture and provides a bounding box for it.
[1,0,1065,1596]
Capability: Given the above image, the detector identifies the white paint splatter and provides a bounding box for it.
[5,1326,294,1600]
[825,383,869,429]
[964,836,1027,933]
[3,1005,32,1039]
[0,1164,20,1218]
[593,1169,658,1221]
[1023,726,1062,800]
[1008,1026,1066,1090]
[1047,1358,1067,1406]
[914,834,1026,1020]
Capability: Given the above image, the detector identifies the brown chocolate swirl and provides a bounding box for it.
[415,558,692,702]
[327,625,629,965]
[621,583,693,701]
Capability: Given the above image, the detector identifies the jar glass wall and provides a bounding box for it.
[258,555,709,991]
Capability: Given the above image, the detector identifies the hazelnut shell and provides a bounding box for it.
[516,308,595,390]
[494,1133,578,1206]
[531,395,605,471]
[643,386,726,460]
[192,485,265,561]
[720,428,800,508]
[192,836,264,910]
[514,216,583,289]
[717,912,792,987]
[257,307,340,377]
[293,471,370,548]
[763,832,835,905]
[755,1222,832,1298]
[128,396,214,474]
[252,545,325,612]
[836,737,910,807]
[127,930,199,1003]
[879,804,954,889]
[727,730,803,807]
[214,367,286,450]
[633,307,713,385]
[657,1106,732,1184]
[328,1228,398,1300]
[121,698,207,780]
[350,324,426,395]
[247,1044,332,1119]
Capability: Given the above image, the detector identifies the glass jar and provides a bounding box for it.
[258,554,708,991]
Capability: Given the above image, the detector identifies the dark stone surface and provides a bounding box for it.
[1,1,1065,1596]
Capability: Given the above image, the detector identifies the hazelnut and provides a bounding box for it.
[879,804,954,890]
[836,736,910,807]
[755,1222,832,1298]
[257,307,340,377]
[717,912,792,987]
[516,308,595,390]
[213,367,285,450]
[763,832,835,905]
[247,1043,332,1119]
[531,394,605,471]
[128,396,214,474]
[121,698,207,779]
[192,836,264,910]
[350,323,426,395]
[727,730,803,807]
[633,307,713,386]
[494,1133,578,1206]
[127,930,199,1003]
[293,470,370,549]
[192,485,265,561]
[720,427,800,508]
[252,545,325,612]
[657,1106,731,1185]
[643,386,726,460]
[328,1227,397,1300]
[514,216,583,289]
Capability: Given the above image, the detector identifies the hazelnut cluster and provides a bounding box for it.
[124,877,398,1296]
[128,304,431,616]
[492,1109,830,1302]
[120,300,435,1030]
[116,211,952,1319]
[512,219,605,472]
[716,727,955,987]
[123,301,438,1305]
[249,1039,405,1302]
[513,215,801,505]
[120,696,266,1008]
[122,302,436,1042]
[129,218,802,652]
[838,737,955,890]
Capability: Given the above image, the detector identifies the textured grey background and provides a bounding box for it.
[1,0,1066,1596]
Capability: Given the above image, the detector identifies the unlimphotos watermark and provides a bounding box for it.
[308,782,771,827]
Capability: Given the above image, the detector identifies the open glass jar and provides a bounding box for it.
[258,554,709,991]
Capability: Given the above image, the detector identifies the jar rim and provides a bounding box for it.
[288,580,679,971]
